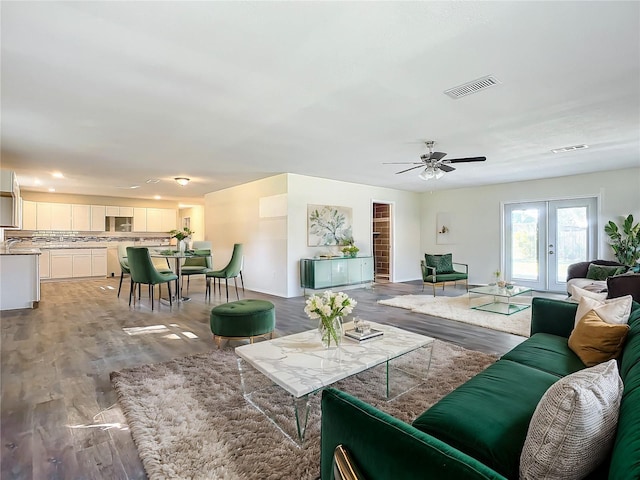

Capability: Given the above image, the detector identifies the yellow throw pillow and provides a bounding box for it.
[568,310,629,367]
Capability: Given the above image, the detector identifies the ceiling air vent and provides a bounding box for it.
[444,75,500,99]
[551,144,589,154]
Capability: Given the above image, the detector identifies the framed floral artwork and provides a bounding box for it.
[308,204,353,246]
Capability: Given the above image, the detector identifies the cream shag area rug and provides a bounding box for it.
[110,340,496,480]
[378,294,531,337]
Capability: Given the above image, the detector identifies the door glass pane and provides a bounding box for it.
[511,209,539,280]
[556,207,588,282]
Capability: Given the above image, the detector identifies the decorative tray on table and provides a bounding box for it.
[344,327,384,342]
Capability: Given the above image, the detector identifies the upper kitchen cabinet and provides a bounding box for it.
[90,205,106,232]
[146,208,162,232]
[106,206,134,217]
[36,202,52,230]
[161,208,177,231]
[50,203,72,230]
[22,200,37,230]
[72,204,91,231]
[0,170,21,228]
[133,208,147,232]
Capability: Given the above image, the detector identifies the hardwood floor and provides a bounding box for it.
[1,277,527,479]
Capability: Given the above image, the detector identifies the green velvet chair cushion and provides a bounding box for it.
[425,253,454,274]
[321,388,507,480]
[501,333,585,377]
[423,273,467,283]
[210,299,275,337]
[412,360,559,479]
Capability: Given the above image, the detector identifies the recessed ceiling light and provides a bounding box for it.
[52,172,64,178]
[146,179,160,184]
[34,179,42,186]
[154,195,162,200]
[48,188,56,192]
[551,144,589,154]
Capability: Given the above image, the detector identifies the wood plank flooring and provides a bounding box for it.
[1,277,528,479]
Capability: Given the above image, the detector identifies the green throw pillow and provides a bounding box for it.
[586,264,627,281]
[425,253,454,274]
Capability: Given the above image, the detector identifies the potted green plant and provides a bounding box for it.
[604,214,640,270]
[341,244,359,258]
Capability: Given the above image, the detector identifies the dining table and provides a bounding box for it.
[150,249,202,304]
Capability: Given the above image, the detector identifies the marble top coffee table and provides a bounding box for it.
[235,321,434,443]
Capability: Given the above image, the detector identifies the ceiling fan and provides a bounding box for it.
[385,141,486,180]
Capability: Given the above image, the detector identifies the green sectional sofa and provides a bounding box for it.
[321,297,640,479]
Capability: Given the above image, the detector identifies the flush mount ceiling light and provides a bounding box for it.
[52,172,64,178]
[174,177,190,186]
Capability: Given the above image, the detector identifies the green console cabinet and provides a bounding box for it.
[300,256,374,291]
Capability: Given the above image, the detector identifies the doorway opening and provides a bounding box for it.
[372,202,393,283]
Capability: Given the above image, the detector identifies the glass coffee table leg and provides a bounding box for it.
[293,395,311,442]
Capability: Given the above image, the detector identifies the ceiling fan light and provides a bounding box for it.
[418,168,430,180]
[174,177,190,186]
[435,169,445,179]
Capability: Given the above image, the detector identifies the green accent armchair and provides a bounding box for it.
[421,253,468,296]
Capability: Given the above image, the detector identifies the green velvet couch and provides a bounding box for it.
[321,298,640,479]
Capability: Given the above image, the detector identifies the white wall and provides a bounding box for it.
[420,168,640,285]
[287,174,422,296]
[204,173,422,298]
[204,174,289,297]
[179,205,205,242]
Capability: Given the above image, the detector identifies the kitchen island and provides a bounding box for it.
[0,247,41,310]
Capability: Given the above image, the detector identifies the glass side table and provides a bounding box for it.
[468,284,532,315]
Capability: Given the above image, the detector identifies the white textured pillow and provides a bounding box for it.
[519,360,623,480]
[569,284,607,302]
[574,295,633,326]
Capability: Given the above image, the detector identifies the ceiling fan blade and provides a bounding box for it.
[430,151,447,161]
[396,165,425,174]
[438,164,456,173]
[447,156,486,163]
[383,162,423,165]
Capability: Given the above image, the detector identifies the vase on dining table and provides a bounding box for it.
[318,316,343,349]
[178,239,187,253]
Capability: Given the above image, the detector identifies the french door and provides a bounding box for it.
[504,198,598,292]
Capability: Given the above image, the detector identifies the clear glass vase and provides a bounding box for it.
[318,316,343,349]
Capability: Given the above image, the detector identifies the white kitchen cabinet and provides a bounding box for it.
[39,250,50,279]
[36,202,52,230]
[91,205,106,231]
[161,208,177,231]
[22,200,37,230]
[133,207,147,232]
[119,206,134,217]
[106,206,134,217]
[105,206,120,216]
[50,250,73,278]
[91,249,107,277]
[50,203,72,230]
[72,249,92,277]
[72,204,91,231]
[146,208,162,232]
[0,254,40,310]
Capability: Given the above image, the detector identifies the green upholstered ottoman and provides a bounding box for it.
[210,299,275,348]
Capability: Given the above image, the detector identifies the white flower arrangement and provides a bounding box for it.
[304,291,357,348]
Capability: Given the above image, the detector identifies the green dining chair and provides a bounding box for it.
[127,247,179,310]
[205,243,243,302]
[117,244,131,298]
[181,240,212,293]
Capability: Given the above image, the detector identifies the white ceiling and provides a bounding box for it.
[2,1,639,204]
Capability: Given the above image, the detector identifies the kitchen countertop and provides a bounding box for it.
[0,247,41,255]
